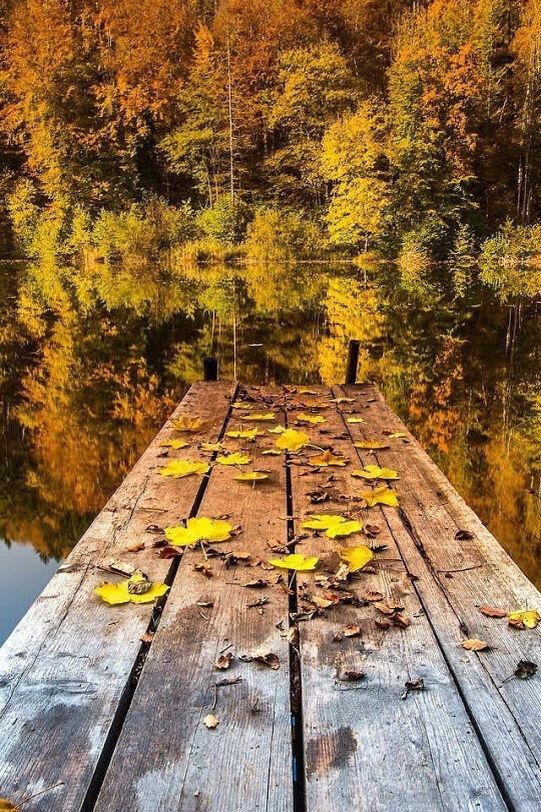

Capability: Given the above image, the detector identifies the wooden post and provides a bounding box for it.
[345,340,360,384]
[203,357,218,381]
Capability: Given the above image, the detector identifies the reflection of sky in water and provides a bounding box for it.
[0,539,59,644]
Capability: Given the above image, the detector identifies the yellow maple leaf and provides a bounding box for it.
[389,432,407,439]
[346,417,365,424]
[226,428,262,440]
[160,438,190,449]
[170,415,204,432]
[199,442,225,452]
[308,450,347,467]
[234,471,269,482]
[339,545,374,572]
[301,514,362,538]
[243,412,276,421]
[159,460,210,478]
[301,514,349,531]
[165,517,233,546]
[507,609,541,629]
[275,428,310,452]
[268,554,319,571]
[296,412,325,425]
[95,572,169,605]
[352,465,399,481]
[267,425,286,434]
[216,452,251,466]
[232,401,253,409]
[354,440,390,450]
[326,520,363,538]
[360,485,399,508]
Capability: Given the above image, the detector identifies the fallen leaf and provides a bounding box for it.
[301,513,363,539]
[375,617,391,629]
[232,401,253,409]
[268,554,319,571]
[346,416,365,424]
[461,638,489,651]
[267,425,286,434]
[343,624,362,637]
[479,606,507,618]
[308,450,347,467]
[363,590,384,602]
[351,465,399,481]
[275,429,310,452]
[140,632,154,643]
[199,442,225,452]
[243,412,276,421]
[125,541,145,552]
[388,432,407,439]
[340,670,365,681]
[215,653,234,670]
[216,452,251,466]
[239,651,280,669]
[401,677,424,700]
[95,572,169,605]
[242,579,268,588]
[165,517,233,547]
[0,801,19,812]
[262,449,282,455]
[226,428,262,440]
[171,415,204,433]
[360,485,399,508]
[339,545,374,572]
[514,660,537,679]
[234,471,269,482]
[330,397,356,404]
[159,459,210,478]
[353,440,390,450]
[160,438,190,449]
[203,713,219,729]
[455,529,475,540]
[296,412,325,425]
[507,609,541,629]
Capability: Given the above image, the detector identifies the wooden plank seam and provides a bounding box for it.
[79,383,239,811]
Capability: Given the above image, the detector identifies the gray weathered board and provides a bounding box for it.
[0,381,540,811]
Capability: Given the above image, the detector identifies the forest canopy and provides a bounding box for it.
[2,0,541,275]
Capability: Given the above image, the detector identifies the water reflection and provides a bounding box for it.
[0,257,540,642]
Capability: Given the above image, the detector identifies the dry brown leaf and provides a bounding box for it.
[215,652,234,670]
[203,713,219,729]
[461,638,489,651]
[478,605,507,618]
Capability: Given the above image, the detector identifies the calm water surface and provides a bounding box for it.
[1,259,540,643]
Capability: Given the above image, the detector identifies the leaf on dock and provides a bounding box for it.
[159,459,210,478]
[165,517,233,547]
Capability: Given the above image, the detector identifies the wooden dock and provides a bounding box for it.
[1,381,540,811]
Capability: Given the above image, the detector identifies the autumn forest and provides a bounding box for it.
[1,0,541,277]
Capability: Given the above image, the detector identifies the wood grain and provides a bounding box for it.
[287,387,505,811]
[341,382,541,808]
[94,387,294,811]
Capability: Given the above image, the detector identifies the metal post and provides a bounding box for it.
[345,340,360,385]
[203,357,218,381]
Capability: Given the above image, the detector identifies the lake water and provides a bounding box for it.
[1,258,540,643]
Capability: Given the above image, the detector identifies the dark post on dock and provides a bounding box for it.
[345,339,360,384]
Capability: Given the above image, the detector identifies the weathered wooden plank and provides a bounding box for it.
[341,383,541,808]
[94,388,293,811]
[287,388,506,811]
[0,381,236,811]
